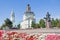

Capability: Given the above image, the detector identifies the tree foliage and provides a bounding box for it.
[55,19,60,28]
[17,24,20,29]
[51,18,56,27]
[0,24,6,30]
[51,18,60,28]
[4,18,12,28]
[31,21,36,28]
[39,19,45,28]
[36,23,40,28]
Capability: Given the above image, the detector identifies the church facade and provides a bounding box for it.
[20,4,35,29]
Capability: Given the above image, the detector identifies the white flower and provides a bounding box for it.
[38,34,47,40]
[2,33,8,37]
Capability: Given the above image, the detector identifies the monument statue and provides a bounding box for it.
[44,12,51,28]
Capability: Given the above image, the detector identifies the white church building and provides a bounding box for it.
[10,9,15,27]
[20,4,35,29]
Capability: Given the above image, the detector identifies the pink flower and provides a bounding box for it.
[0,30,5,40]
[45,34,60,40]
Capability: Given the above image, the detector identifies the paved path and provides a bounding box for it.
[7,28,60,34]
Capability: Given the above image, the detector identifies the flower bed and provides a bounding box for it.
[0,30,60,40]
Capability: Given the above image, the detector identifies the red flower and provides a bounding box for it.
[10,32,17,35]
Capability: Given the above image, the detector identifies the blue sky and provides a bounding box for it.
[0,0,60,25]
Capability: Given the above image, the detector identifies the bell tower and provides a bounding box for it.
[10,9,15,27]
[20,4,35,29]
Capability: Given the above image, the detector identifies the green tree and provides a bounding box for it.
[56,19,60,28]
[31,21,36,28]
[17,24,20,29]
[39,19,45,28]
[4,18,12,29]
[56,22,60,28]
[51,18,56,27]
[55,19,59,27]
[36,23,40,28]
[0,24,6,30]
